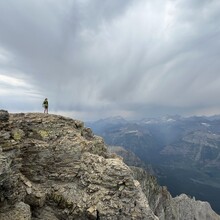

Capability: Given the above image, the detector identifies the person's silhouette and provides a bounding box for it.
[42,98,48,114]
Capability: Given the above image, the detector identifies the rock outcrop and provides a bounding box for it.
[131,166,220,220]
[0,110,219,220]
[172,194,220,220]
[0,110,157,220]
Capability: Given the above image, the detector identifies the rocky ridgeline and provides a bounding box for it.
[0,110,219,220]
[131,167,220,220]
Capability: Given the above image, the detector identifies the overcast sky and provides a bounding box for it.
[0,0,220,121]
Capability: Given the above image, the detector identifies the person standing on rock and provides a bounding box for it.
[42,98,49,114]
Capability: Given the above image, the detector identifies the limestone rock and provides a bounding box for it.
[131,166,220,220]
[0,112,158,220]
[0,111,219,220]
[131,166,176,220]
[172,194,220,220]
[0,110,9,122]
[0,202,31,220]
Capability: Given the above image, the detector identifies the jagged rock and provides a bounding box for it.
[0,202,31,220]
[131,166,176,220]
[0,112,158,220]
[113,146,220,220]
[0,111,219,220]
[0,110,9,122]
[172,194,220,220]
[81,127,94,140]
[131,166,220,220]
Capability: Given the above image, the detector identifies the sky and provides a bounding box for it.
[0,0,220,121]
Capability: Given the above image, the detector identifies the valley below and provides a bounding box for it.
[87,115,220,214]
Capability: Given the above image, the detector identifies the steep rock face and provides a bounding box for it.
[172,194,220,220]
[131,167,176,220]
[88,117,220,213]
[0,111,157,220]
[131,166,220,220]
[109,145,220,220]
[1,110,220,220]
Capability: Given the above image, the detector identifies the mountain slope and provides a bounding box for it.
[109,145,220,220]
[0,110,219,220]
[0,110,157,220]
[88,115,220,214]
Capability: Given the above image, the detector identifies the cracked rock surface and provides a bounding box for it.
[0,110,219,220]
[0,111,157,220]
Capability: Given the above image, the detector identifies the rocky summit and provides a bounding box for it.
[0,110,219,220]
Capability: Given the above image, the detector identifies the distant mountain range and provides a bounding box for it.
[87,115,220,214]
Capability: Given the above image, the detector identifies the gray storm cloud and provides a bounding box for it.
[0,0,220,120]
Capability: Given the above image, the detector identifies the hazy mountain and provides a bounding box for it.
[87,115,220,214]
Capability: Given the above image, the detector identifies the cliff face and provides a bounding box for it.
[0,111,157,220]
[88,116,220,214]
[0,110,219,220]
[131,166,220,220]
[107,143,220,220]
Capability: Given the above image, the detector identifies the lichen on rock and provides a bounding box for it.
[0,111,158,220]
[0,111,219,220]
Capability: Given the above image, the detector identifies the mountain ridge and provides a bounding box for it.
[0,110,219,219]
[87,114,220,214]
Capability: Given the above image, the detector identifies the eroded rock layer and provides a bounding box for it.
[0,111,157,220]
[0,110,219,220]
